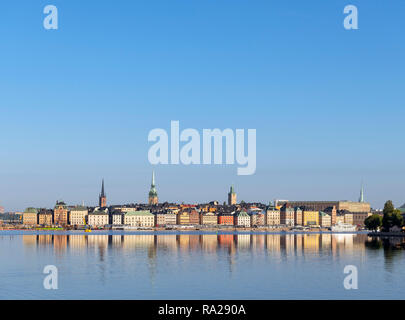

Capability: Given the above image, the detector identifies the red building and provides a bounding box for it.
[218,214,234,225]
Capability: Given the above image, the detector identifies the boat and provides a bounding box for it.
[331,222,357,232]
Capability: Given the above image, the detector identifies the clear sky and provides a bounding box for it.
[0,0,404,211]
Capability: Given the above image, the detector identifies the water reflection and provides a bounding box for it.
[20,233,405,273]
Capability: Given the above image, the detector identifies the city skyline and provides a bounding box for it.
[0,172,378,212]
[1,1,404,211]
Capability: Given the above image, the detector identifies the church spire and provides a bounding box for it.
[101,179,105,197]
[99,179,107,207]
[148,171,158,205]
[359,183,364,203]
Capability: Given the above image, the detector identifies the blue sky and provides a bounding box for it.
[0,1,404,211]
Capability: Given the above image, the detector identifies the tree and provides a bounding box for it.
[382,200,404,231]
[383,200,395,215]
[364,214,382,231]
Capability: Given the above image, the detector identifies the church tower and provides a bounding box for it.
[99,179,107,207]
[148,171,158,205]
[228,185,237,205]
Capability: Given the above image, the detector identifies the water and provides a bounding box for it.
[1,231,404,300]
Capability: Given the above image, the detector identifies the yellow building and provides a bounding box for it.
[266,209,280,226]
[344,213,354,225]
[177,211,190,225]
[23,208,38,226]
[319,211,331,227]
[200,212,218,225]
[38,210,53,226]
[303,210,319,226]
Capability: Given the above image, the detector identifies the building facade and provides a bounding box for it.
[54,201,68,226]
[302,210,319,226]
[266,208,280,226]
[69,206,88,226]
[189,210,200,225]
[319,212,331,227]
[218,214,234,226]
[88,209,109,227]
[200,212,218,225]
[124,210,154,227]
[280,206,294,226]
[235,211,250,227]
[38,209,53,226]
[294,207,303,226]
[23,208,38,225]
[177,211,190,225]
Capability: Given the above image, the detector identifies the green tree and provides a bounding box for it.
[383,200,395,215]
[382,201,404,231]
[364,214,382,231]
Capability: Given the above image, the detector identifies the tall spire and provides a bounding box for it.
[359,183,364,202]
[101,178,105,197]
[99,179,107,207]
[148,170,158,205]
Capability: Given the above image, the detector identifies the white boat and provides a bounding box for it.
[331,222,357,232]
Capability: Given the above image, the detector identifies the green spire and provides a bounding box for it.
[230,185,235,194]
[359,183,364,202]
[149,170,157,197]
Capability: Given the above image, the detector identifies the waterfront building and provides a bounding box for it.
[276,200,370,213]
[69,206,88,226]
[124,210,154,227]
[294,207,303,226]
[344,212,354,225]
[38,209,53,226]
[148,171,158,205]
[280,205,294,226]
[200,212,218,225]
[177,211,190,225]
[228,186,237,205]
[336,213,345,224]
[218,214,234,226]
[324,206,337,225]
[235,211,250,227]
[319,211,331,227]
[23,208,38,225]
[189,210,200,225]
[88,208,109,227]
[54,201,68,226]
[352,212,371,227]
[165,213,177,225]
[266,208,280,226]
[250,211,265,226]
[111,211,123,225]
[99,179,107,207]
[302,210,319,226]
[155,213,166,227]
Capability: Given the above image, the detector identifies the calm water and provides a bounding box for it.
[1,231,405,300]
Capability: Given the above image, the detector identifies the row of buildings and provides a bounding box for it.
[20,173,372,228]
[22,202,370,229]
